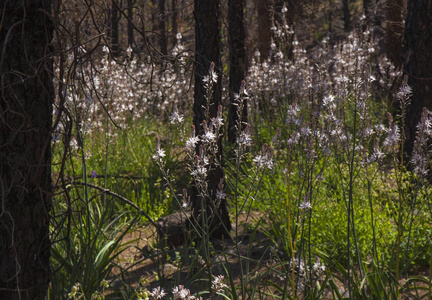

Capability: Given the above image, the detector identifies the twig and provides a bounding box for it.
[72,181,158,228]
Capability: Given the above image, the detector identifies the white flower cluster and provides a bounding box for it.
[253,144,274,170]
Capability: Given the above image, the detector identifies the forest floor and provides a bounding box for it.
[110,210,430,299]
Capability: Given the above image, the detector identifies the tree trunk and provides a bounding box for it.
[274,0,297,60]
[404,0,432,158]
[343,0,351,31]
[111,0,120,56]
[386,0,404,69]
[193,0,231,240]
[172,0,179,38]
[363,0,372,24]
[127,0,135,47]
[0,1,53,299]
[228,0,247,144]
[258,0,272,61]
[158,0,168,57]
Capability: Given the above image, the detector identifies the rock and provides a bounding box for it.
[157,209,192,248]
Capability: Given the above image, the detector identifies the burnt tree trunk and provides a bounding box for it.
[404,0,432,158]
[363,0,372,26]
[111,0,120,55]
[228,0,247,144]
[127,0,135,47]
[343,0,351,31]
[172,0,179,38]
[258,0,272,62]
[193,0,231,240]
[0,0,53,298]
[386,0,404,69]
[158,0,168,57]
[274,0,298,60]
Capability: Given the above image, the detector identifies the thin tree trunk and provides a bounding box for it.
[193,0,231,240]
[386,0,404,68]
[343,0,351,31]
[228,0,247,144]
[258,0,272,61]
[158,0,168,57]
[127,0,135,47]
[363,0,372,24]
[172,0,178,37]
[404,0,432,158]
[0,1,53,298]
[111,0,120,55]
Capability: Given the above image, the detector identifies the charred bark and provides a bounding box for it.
[111,0,120,56]
[343,0,351,31]
[0,1,53,298]
[258,0,272,62]
[228,0,247,144]
[386,0,404,69]
[404,0,432,158]
[193,0,231,240]
[127,0,135,47]
[158,0,168,57]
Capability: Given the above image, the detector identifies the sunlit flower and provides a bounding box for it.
[151,286,167,299]
[211,275,228,292]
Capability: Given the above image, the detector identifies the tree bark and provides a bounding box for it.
[193,0,231,240]
[111,0,120,56]
[127,0,135,47]
[158,0,168,57]
[0,1,53,299]
[343,0,351,31]
[258,0,272,62]
[386,0,404,68]
[228,0,247,144]
[172,0,179,38]
[404,0,432,158]
[363,0,372,23]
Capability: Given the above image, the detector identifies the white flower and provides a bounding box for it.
[299,201,312,210]
[170,111,184,124]
[202,131,216,143]
[216,189,226,200]
[211,275,228,292]
[253,154,273,170]
[152,149,166,161]
[151,286,166,299]
[313,261,326,272]
[322,95,335,107]
[191,166,207,178]
[172,285,194,299]
[186,136,199,152]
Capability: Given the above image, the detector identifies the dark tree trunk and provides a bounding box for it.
[127,0,135,47]
[111,0,120,55]
[158,0,168,57]
[343,0,351,31]
[258,0,272,61]
[404,0,432,158]
[193,0,231,240]
[228,0,247,144]
[363,0,372,23]
[172,0,179,38]
[274,0,297,60]
[0,1,53,299]
[386,0,404,69]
